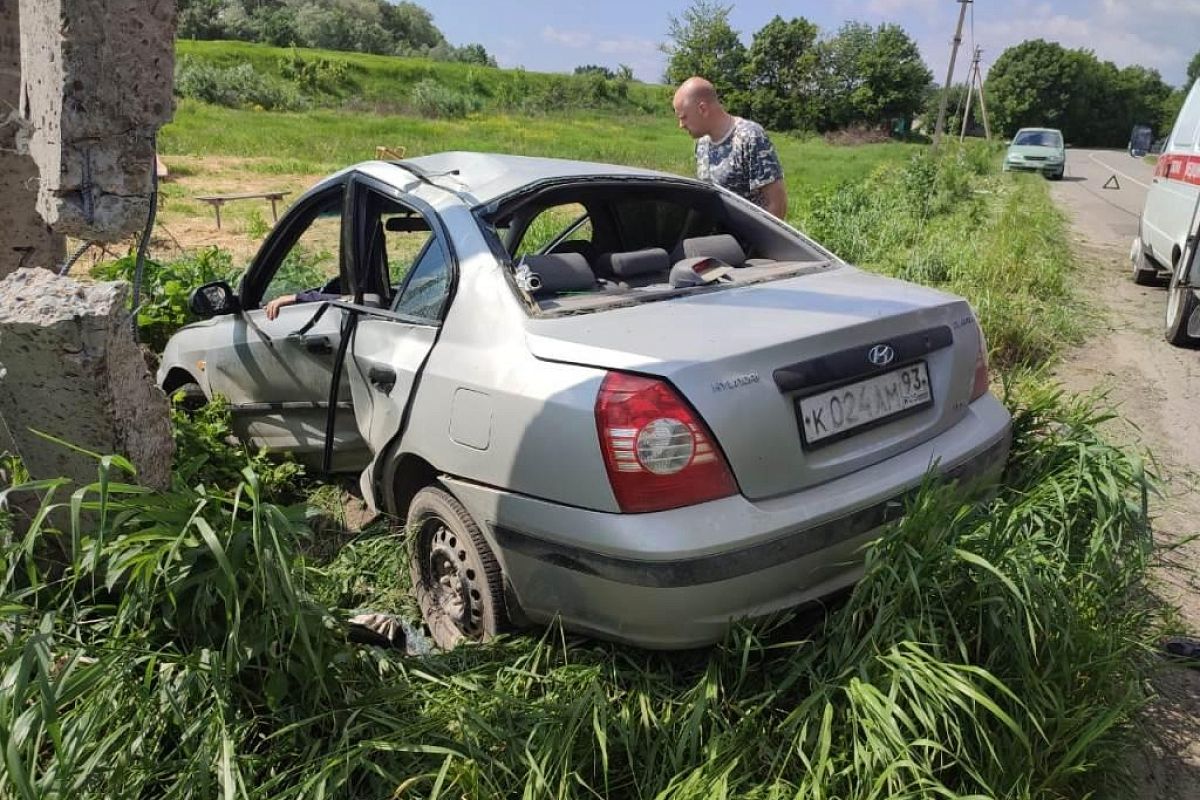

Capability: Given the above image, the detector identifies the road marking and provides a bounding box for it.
[1087,152,1150,189]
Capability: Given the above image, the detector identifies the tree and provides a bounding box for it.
[852,24,931,125]
[815,22,931,130]
[1189,50,1200,86]
[575,65,616,80]
[379,1,444,51]
[986,40,1082,135]
[661,0,747,103]
[987,40,1176,146]
[743,16,820,130]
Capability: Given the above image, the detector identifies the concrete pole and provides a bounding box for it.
[960,47,980,142]
[932,0,971,149]
[0,0,64,277]
[974,48,992,140]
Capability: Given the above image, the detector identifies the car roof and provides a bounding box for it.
[396,151,682,205]
[1014,127,1062,135]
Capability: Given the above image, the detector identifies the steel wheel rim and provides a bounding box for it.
[422,521,485,638]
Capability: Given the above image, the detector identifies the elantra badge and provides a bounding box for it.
[867,344,895,366]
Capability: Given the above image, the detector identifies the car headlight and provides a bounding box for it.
[1007,153,1022,161]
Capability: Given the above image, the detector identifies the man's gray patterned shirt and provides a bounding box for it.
[695,117,784,209]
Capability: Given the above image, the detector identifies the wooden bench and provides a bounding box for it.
[194,191,291,229]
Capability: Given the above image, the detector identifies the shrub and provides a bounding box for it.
[174,55,309,111]
[409,78,481,118]
[91,247,238,352]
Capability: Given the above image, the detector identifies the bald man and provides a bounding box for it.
[672,77,788,220]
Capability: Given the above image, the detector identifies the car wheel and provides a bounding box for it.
[407,485,506,649]
[1164,263,1200,347]
[171,382,208,414]
[1131,242,1159,286]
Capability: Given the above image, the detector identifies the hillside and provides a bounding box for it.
[175,40,671,116]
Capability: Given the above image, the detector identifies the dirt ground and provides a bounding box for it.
[1048,152,1200,799]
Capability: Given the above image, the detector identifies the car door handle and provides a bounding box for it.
[302,335,333,355]
[369,366,396,394]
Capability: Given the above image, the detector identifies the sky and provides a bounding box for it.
[414,0,1198,90]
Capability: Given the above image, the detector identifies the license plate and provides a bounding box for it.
[797,362,932,446]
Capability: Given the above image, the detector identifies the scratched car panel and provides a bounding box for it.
[158,152,1012,649]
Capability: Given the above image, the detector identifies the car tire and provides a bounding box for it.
[1164,263,1200,347]
[171,382,208,414]
[408,485,506,649]
[1131,243,1159,286]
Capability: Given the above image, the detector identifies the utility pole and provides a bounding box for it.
[932,0,971,149]
[959,46,992,141]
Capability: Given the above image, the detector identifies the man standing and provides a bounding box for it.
[672,76,788,220]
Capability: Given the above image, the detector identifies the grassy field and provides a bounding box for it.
[3,82,1160,798]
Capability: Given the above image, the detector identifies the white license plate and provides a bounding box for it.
[797,362,932,446]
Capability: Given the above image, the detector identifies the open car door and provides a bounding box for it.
[201,179,371,471]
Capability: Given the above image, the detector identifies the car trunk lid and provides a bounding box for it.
[525,266,981,500]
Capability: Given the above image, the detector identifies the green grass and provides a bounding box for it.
[798,142,1081,369]
[160,99,919,198]
[0,380,1157,799]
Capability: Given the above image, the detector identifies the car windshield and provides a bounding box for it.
[482,180,834,316]
[1013,130,1062,148]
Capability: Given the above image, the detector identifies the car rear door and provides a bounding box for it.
[342,175,455,460]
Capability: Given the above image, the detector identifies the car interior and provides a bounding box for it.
[485,181,833,312]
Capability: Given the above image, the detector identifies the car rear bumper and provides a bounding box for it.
[443,393,1012,649]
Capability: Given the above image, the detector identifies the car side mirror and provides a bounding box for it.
[189,280,240,318]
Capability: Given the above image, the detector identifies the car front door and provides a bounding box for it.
[202,180,370,470]
[342,176,455,461]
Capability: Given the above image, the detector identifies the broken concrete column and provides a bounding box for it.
[0,0,64,278]
[0,268,173,490]
[17,0,175,240]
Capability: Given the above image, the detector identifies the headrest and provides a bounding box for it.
[669,257,734,288]
[670,234,745,267]
[385,215,430,232]
[597,247,670,278]
[521,253,596,296]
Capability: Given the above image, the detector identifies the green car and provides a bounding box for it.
[1003,128,1065,179]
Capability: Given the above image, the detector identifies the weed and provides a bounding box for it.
[245,208,271,240]
[0,379,1160,799]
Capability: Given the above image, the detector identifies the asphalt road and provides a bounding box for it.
[1055,146,1154,248]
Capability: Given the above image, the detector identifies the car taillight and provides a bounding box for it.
[595,372,737,513]
[971,321,990,401]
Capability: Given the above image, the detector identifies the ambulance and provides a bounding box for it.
[1132,79,1200,290]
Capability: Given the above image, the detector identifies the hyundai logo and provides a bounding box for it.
[867,344,895,366]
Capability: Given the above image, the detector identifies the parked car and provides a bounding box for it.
[1002,128,1066,179]
[158,153,1013,649]
[1132,76,1200,297]
[1128,124,1153,157]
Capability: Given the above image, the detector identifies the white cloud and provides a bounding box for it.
[596,36,658,56]
[541,26,592,49]
[865,0,937,17]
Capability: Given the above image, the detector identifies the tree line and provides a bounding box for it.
[176,0,496,65]
[662,1,933,133]
[983,39,1195,147]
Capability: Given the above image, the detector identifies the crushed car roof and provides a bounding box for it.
[397,151,682,205]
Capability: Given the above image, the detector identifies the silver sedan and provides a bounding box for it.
[158,152,1011,649]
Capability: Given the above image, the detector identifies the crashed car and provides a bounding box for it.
[158,152,1012,649]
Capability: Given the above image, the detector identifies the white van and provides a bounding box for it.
[1132,78,1200,287]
